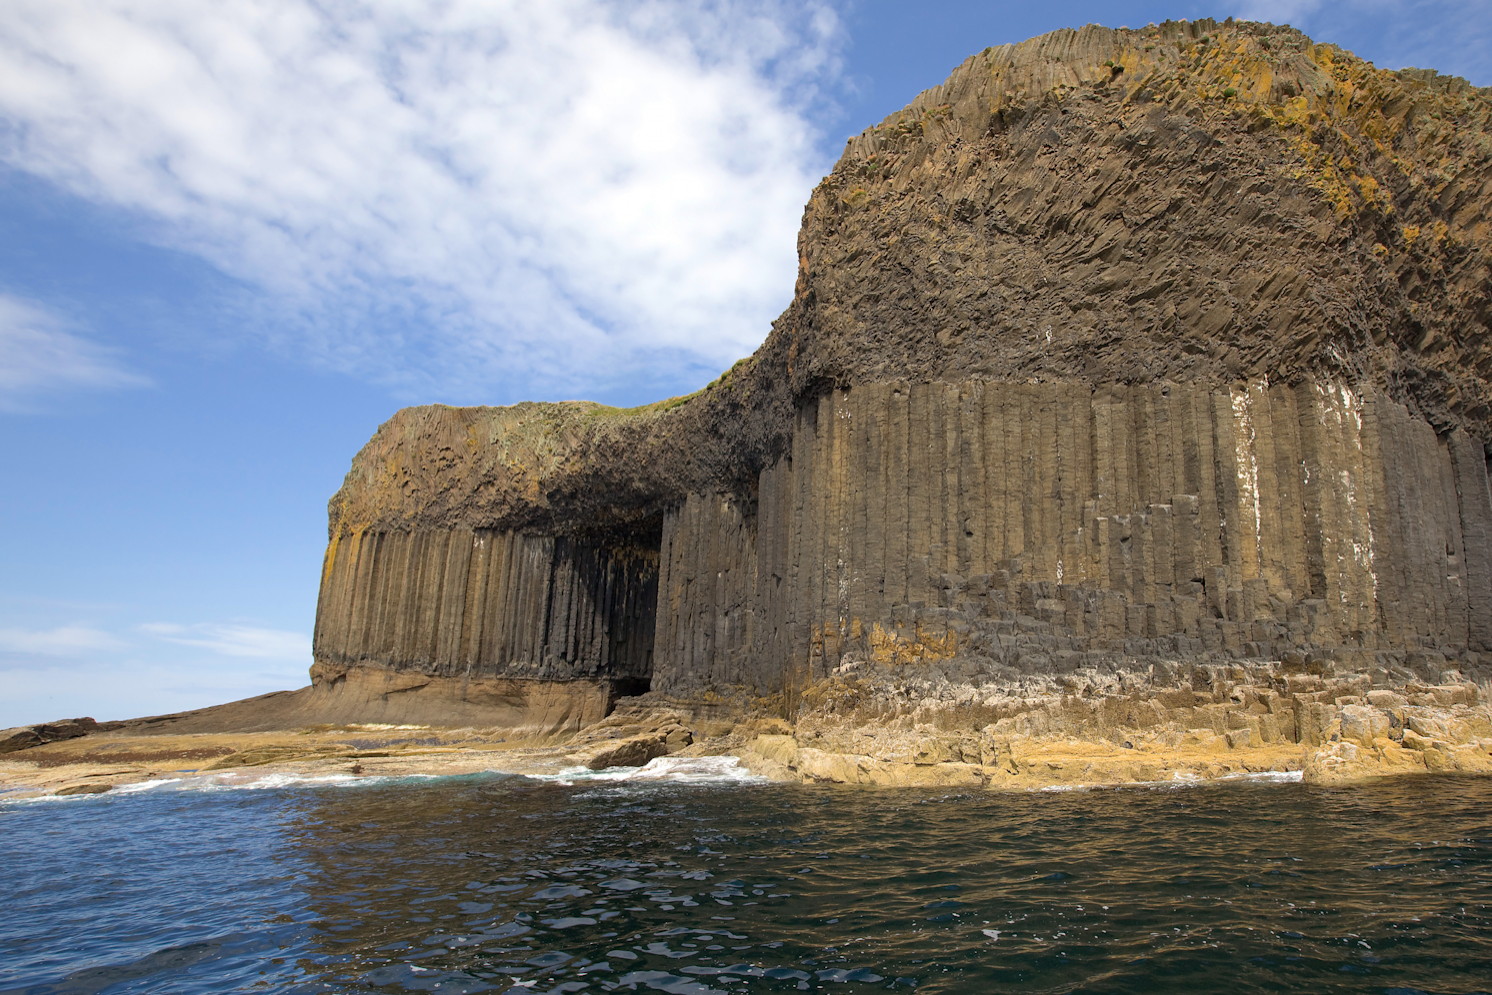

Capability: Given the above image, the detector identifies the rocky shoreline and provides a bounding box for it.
[6,661,1489,799]
[725,670,1492,788]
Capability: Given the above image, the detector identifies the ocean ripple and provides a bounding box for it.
[1,771,1490,993]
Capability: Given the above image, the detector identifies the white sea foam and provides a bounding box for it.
[1037,769,1304,793]
[1130,769,1304,790]
[5,758,1298,803]
[200,772,364,790]
[0,791,88,805]
[539,755,768,787]
[1218,769,1304,783]
[0,770,461,804]
[193,771,444,792]
[113,778,184,793]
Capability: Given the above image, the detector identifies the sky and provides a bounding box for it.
[2,0,1489,729]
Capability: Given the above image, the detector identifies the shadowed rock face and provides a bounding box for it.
[312,20,1492,739]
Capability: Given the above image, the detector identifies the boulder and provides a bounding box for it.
[0,718,100,755]
[576,734,670,770]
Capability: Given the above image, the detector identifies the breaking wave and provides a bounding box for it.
[535,754,769,786]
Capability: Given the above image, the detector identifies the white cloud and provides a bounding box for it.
[0,0,844,399]
[140,622,311,660]
[0,624,123,657]
[0,294,148,410]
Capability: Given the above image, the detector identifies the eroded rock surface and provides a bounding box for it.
[721,664,1492,787]
[0,718,105,755]
[304,20,1492,785]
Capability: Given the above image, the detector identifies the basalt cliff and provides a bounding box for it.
[309,20,1492,786]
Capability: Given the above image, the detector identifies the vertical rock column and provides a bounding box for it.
[314,529,657,685]
[1450,430,1492,651]
[650,379,1492,696]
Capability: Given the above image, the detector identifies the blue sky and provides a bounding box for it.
[2,0,1489,728]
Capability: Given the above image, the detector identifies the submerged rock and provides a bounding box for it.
[576,735,671,771]
[53,783,112,796]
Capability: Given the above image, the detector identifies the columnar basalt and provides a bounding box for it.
[651,380,1492,697]
[315,529,657,687]
[311,20,1492,770]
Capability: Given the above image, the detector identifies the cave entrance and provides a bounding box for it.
[577,516,662,707]
[607,678,654,706]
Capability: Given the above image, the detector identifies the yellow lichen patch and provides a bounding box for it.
[330,494,371,538]
[1274,130,1394,219]
[1168,32,1486,227]
[867,621,958,667]
[1402,223,1422,247]
[797,676,868,714]
[1351,173,1392,212]
[320,529,341,587]
[1268,94,1315,129]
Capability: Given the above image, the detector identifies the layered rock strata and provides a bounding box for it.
[727,666,1492,788]
[309,19,1492,775]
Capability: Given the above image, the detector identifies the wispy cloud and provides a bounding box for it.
[0,294,148,410]
[139,622,310,660]
[0,616,310,724]
[1229,0,1492,86]
[0,0,844,400]
[0,624,123,656]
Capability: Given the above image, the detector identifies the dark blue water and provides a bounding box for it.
[2,767,1490,994]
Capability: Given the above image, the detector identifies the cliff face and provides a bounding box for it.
[651,380,1492,695]
[311,20,1492,770]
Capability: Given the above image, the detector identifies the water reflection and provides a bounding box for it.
[275,774,1492,994]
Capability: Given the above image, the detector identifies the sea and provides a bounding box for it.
[2,759,1490,994]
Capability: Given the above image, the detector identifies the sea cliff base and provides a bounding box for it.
[5,661,1490,798]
